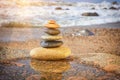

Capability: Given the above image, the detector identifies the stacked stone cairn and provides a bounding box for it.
[41,20,63,48]
[30,20,71,60]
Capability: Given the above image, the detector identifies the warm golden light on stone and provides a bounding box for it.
[45,20,60,29]
[30,46,71,60]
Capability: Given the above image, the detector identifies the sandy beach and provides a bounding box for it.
[0,0,120,80]
[0,22,120,57]
[0,22,120,80]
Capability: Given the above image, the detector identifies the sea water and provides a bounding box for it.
[0,0,120,27]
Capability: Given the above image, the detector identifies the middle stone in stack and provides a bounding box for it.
[40,20,63,48]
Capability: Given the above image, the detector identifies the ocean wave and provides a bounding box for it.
[0,0,120,27]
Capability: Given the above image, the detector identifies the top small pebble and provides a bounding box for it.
[45,20,60,29]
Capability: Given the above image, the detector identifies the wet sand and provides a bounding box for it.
[0,22,120,80]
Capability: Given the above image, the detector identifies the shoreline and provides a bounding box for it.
[62,22,120,28]
[0,22,120,42]
[1,22,120,29]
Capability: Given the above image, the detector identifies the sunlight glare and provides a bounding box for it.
[16,0,30,7]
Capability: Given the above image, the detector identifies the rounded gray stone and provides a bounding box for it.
[40,41,63,48]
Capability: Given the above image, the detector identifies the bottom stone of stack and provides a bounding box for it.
[30,46,71,60]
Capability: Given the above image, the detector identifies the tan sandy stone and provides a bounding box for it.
[45,20,60,28]
[30,46,71,60]
[41,35,62,41]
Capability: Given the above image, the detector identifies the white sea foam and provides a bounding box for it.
[0,0,120,27]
